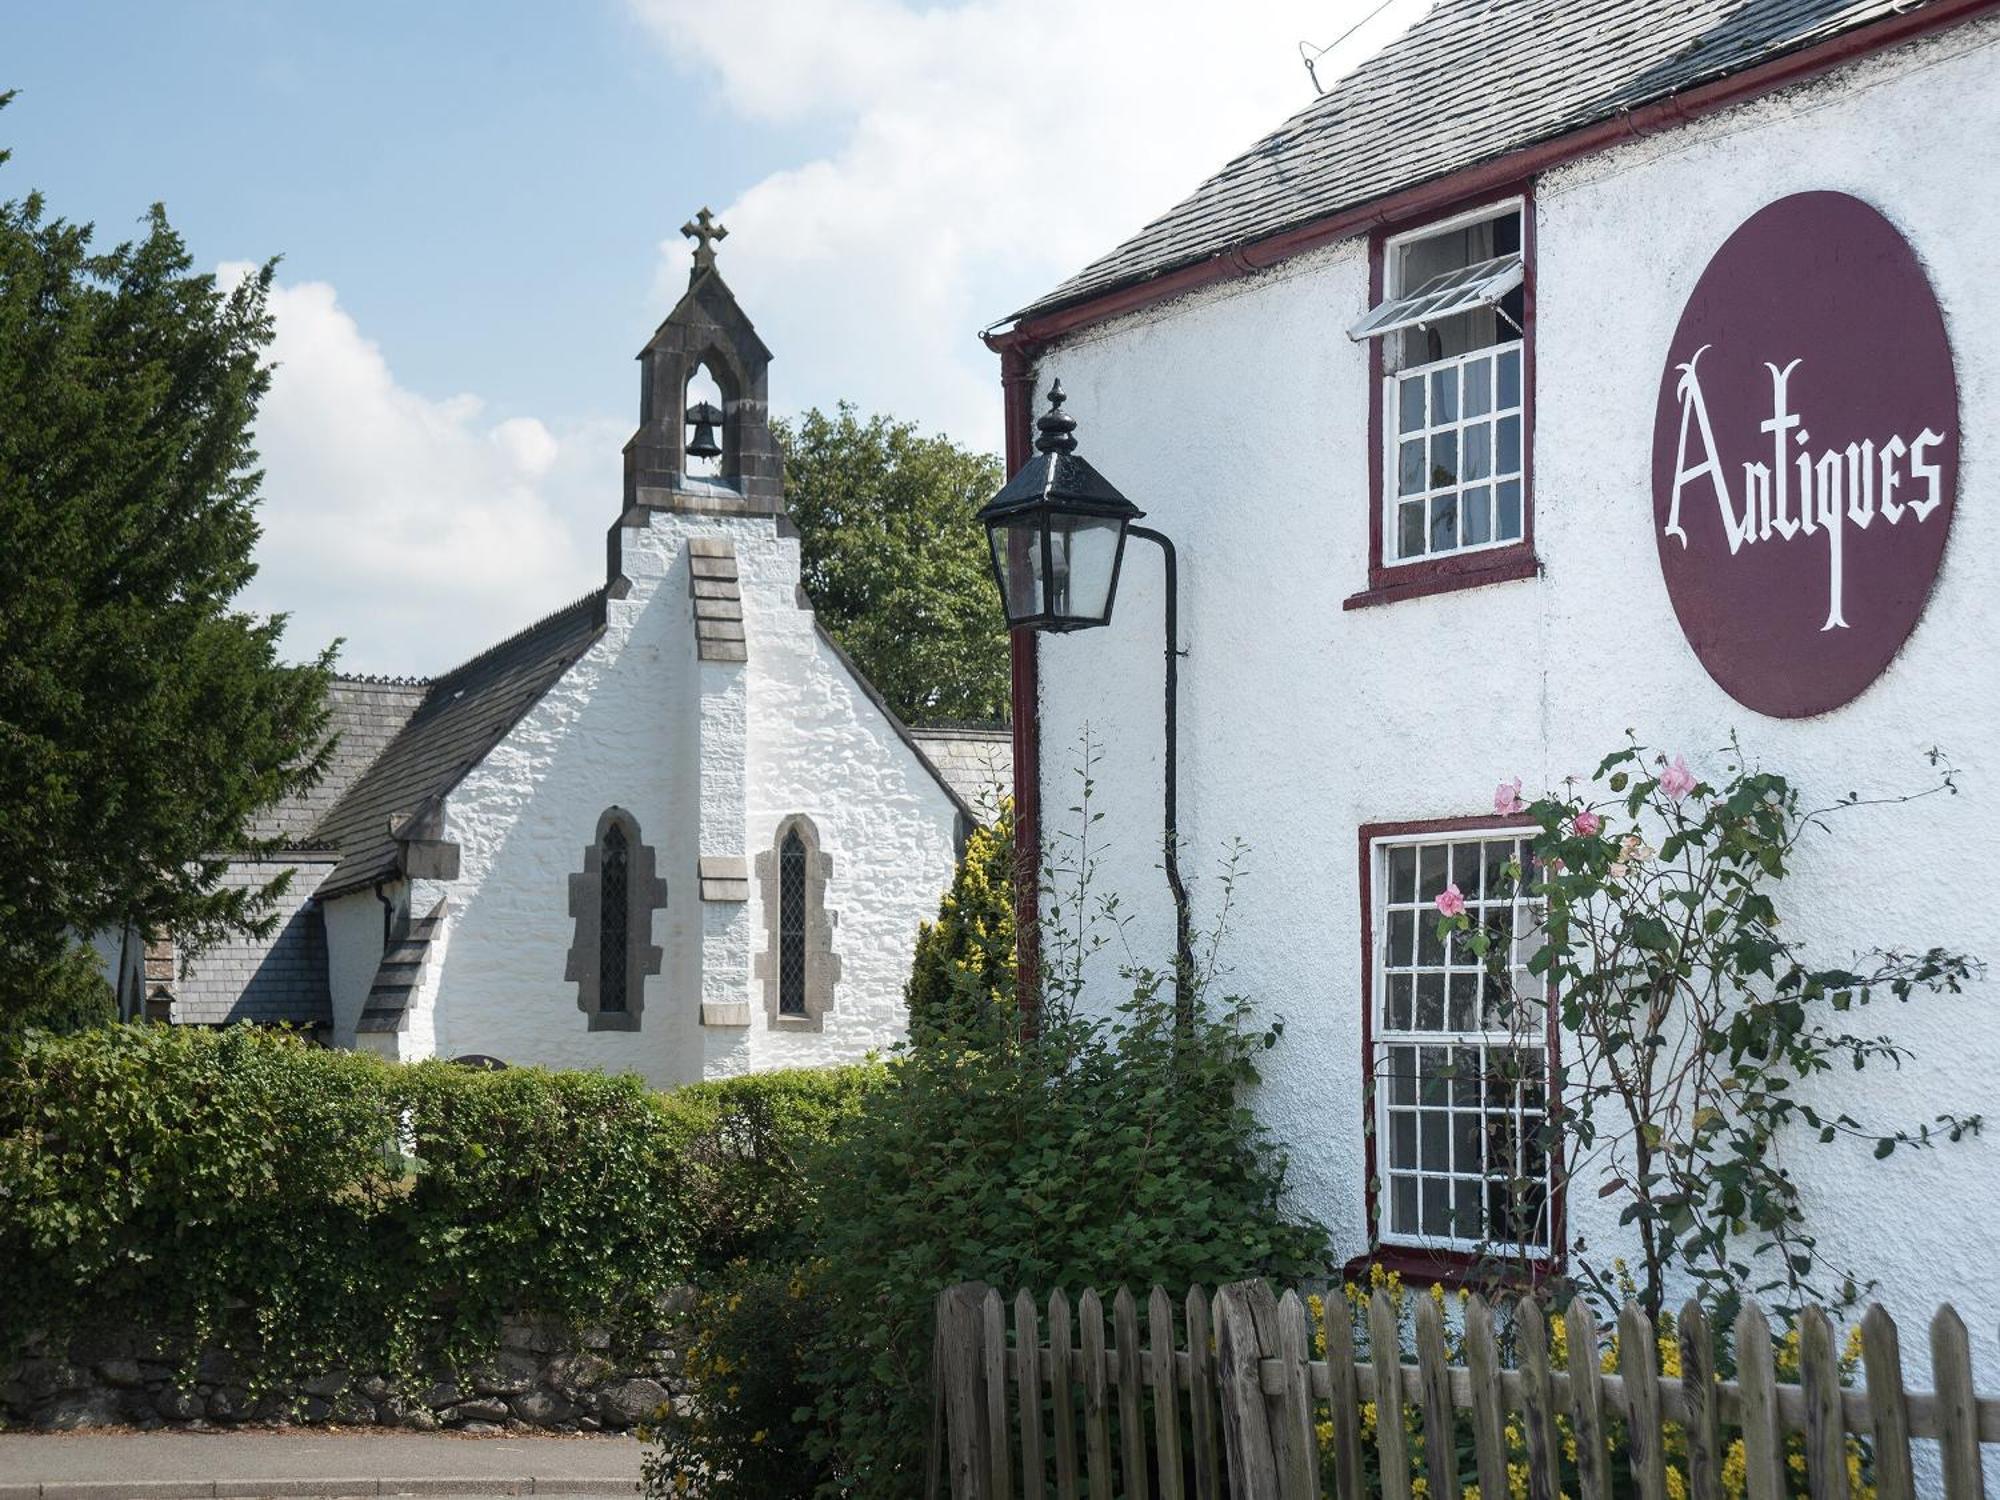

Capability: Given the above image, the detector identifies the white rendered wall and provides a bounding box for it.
[416,503,961,1089]
[1029,17,2000,1353]
[324,887,388,1050]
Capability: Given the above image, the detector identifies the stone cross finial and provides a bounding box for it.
[681,207,728,273]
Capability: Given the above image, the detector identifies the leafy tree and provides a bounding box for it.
[0,98,333,1020]
[776,404,1007,725]
[903,798,1015,1044]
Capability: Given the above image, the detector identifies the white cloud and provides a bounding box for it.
[630,0,1429,450]
[228,266,620,676]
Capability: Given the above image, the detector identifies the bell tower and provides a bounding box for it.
[621,208,785,515]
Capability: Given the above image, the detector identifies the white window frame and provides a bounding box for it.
[1369,826,1552,1259]
[1377,198,1529,570]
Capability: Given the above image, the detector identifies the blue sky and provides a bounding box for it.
[6,0,1417,673]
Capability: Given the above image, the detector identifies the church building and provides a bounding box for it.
[991,0,1999,1342]
[139,218,1007,1087]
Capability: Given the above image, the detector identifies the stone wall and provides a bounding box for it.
[1,1302,693,1433]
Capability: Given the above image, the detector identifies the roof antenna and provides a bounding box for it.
[1300,0,1403,95]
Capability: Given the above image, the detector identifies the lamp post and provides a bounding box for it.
[976,382,1193,1026]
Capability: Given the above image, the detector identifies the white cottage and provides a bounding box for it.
[990,0,2000,1328]
[144,227,1008,1087]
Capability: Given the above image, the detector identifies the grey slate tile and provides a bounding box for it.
[1010,0,1940,323]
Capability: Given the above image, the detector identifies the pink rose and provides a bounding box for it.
[1659,755,1696,801]
[1494,777,1526,816]
[1435,883,1467,918]
[1573,810,1603,837]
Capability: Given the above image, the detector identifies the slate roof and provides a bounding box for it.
[309,590,607,897]
[911,726,1012,822]
[175,857,335,1026]
[1011,0,1956,324]
[250,677,428,845]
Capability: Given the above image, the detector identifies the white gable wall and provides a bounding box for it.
[386,502,960,1088]
[1028,16,2000,1343]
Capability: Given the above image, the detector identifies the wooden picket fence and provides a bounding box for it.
[932,1280,2000,1500]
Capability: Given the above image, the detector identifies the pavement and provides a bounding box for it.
[0,1431,643,1500]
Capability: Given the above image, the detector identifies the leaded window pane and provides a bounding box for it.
[779,829,807,1015]
[599,823,629,1013]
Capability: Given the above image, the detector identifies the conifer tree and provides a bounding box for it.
[0,96,333,1024]
[904,801,1015,1043]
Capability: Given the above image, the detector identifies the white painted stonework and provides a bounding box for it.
[1025,17,2000,1357]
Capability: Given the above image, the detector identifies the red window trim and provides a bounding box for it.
[1345,184,1541,613]
[1354,813,1567,1288]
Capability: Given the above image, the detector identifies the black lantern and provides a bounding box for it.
[975,382,1144,632]
[685,400,725,462]
[978,380,1195,1027]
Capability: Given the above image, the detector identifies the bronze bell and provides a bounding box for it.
[685,400,724,461]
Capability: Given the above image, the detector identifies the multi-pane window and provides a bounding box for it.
[1392,345,1524,560]
[1352,201,1529,568]
[599,822,630,1013]
[1373,832,1551,1255]
[778,828,807,1016]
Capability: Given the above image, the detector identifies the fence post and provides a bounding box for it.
[938,1282,994,1500]
[1214,1280,1284,1500]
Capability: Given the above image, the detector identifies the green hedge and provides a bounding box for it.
[0,1024,874,1387]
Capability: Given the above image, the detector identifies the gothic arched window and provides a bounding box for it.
[756,815,841,1029]
[599,822,631,1014]
[778,827,808,1016]
[566,808,666,1031]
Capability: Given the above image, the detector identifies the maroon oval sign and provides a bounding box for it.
[1652,192,1958,718]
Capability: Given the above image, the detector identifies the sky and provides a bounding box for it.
[5,0,1425,674]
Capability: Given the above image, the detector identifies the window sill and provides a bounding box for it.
[1341,1244,1557,1291]
[1343,548,1540,611]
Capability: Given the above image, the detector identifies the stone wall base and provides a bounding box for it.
[1,1302,694,1433]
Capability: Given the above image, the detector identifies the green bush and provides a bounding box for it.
[802,984,1333,1496]
[656,1063,886,1276]
[0,1025,872,1392]
[0,941,116,1037]
[904,801,1015,1045]
[640,1265,832,1500]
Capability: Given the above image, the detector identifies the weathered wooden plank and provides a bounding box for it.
[1150,1288,1186,1500]
[1048,1291,1079,1500]
[1414,1294,1459,1500]
[1565,1297,1611,1500]
[1273,1291,1319,1500]
[1081,1290,1114,1500]
[940,1284,992,1500]
[1016,1290,1046,1500]
[1215,1282,1282,1500]
[1115,1289,1153,1500]
[1186,1288,1222,1500]
[1619,1303,1666,1500]
[1859,1305,1914,1500]
[1464,1296,1509,1500]
[1798,1306,1849,1500]
[1734,1302,1784,1500]
[1931,1304,1984,1500]
[984,1289,1014,1500]
[1678,1301,1724,1500]
[1517,1298,1560,1500]
[1369,1288,1415,1500]
[1322,1292,1367,1500]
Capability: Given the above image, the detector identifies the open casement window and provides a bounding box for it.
[755,815,841,1029]
[1347,197,1536,608]
[1368,827,1554,1264]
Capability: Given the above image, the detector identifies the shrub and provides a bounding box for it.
[656,1064,886,1276]
[0,1026,870,1389]
[802,981,1331,1496]
[904,800,1015,1045]
[0,941,116,1036]
[640,1264,832,1500]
